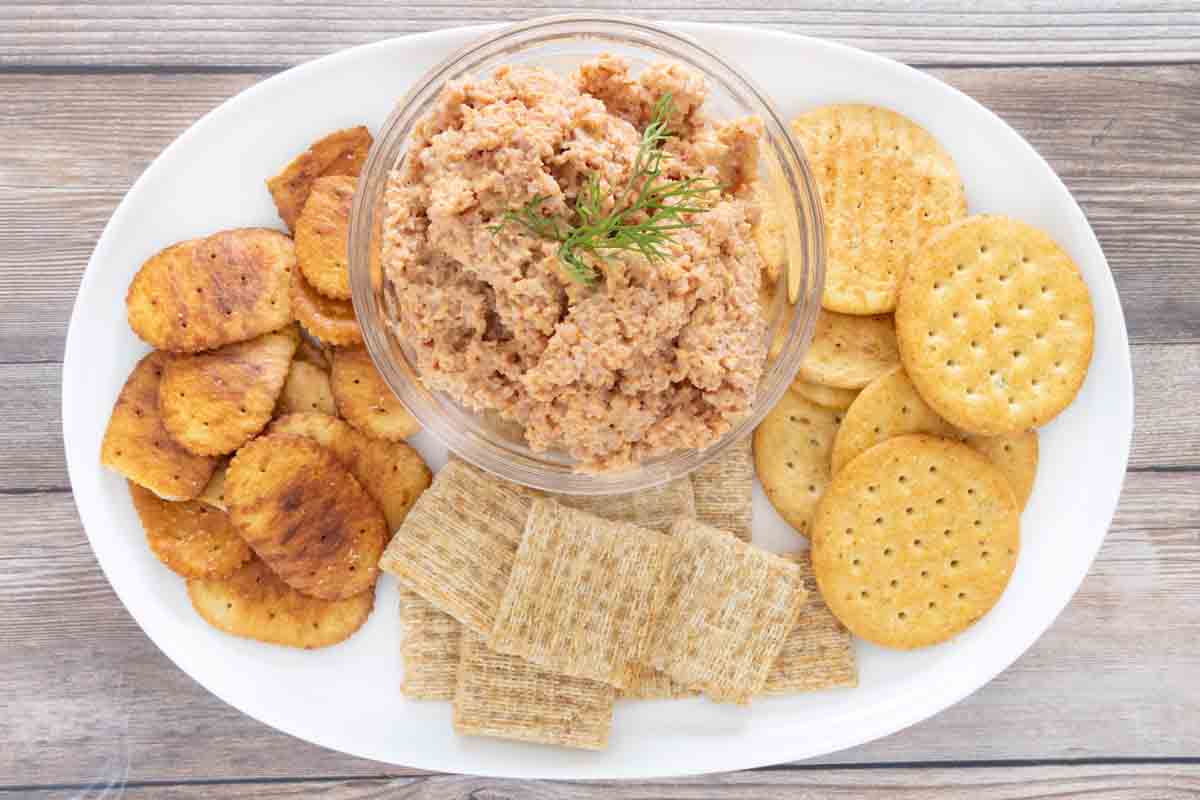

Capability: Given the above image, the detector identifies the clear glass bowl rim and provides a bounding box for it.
[348,14,825,495]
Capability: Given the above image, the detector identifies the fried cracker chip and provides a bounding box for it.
[399,587,462,700]
[269,412,431,531]
[126,229,295,353]
[550,476,694,534]
[225,433,386,600]
[276,360,337,417]
[189,556,374,649]
[294,335,331,371]
[691,437,755,541]
[160,329,298,456]
[296,175,356,300]
[267,126,372,232]
[101,352,217,501]
[197,461,228,510]
[647,519,807,703]
[292,270,362,346]
[128,481,251,579]
[761,553,857,695]
[378,459,533,634]
[330,347,419,440]
[455,628,615,751]
[489,500,676,687]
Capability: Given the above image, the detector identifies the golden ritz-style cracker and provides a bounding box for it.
[812,435,1020,649]
[330,347,420,441]
[128,481,251,579]
[754,391,842,538]
[895,214,1095,436]
[790,378,859,412]
[798,310,900,390]
[489,500,677,688]
[295,175,357,300]
[267,126,372,232]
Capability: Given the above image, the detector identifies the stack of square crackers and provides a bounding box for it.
[381,449,857,751]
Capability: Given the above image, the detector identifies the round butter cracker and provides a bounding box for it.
[895,214,1095,436]
[798,310,899,389]
[812,434,1020,650]
[754,390,842,538]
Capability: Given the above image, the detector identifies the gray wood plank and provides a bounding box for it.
[16,765,1200,799]
[1,470,1196,785]
[1,66,1197,364]
[2,2,1199,68]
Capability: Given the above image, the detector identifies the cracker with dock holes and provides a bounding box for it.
[399,587,462,701]
[129,481,251,579]
[292,270,363,346]
[296,175,357,300]
[267,126,372,232]
[790,378,858,412]
[330,347,420,440]
[276,360,337,417]
[754,391,842,538]
[798,310,899,390]
[196,461,228,511]
[454,629,615,751]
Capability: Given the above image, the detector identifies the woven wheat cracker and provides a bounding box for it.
[292,270,362,346]
[489,500,676,688]
[791,104,966,314]
[798,311,900,389]
[267,126,372,232]
[128,481,251,579]
[812,435,1020,649]
[378,459,534,634]
[790,378,858,411]
[455,629,614,750]
[896,214,1095,436]
[761,552,857,695]
[295,175,356,300]
[330,347,420,441]
[160,328,298,456]
[832,366,1038,508]
[619,664,699,700]
[551,478,694,534]
[754,391,842,538]
[647,519,807,702]
[691,436,754,541]
[399,587,462,700]
[101,352,217,501]
[276,360,337,417]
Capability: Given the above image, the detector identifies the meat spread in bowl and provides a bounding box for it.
[381,55,768,471]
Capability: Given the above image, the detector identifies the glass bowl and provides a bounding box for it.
[349,14,824,495]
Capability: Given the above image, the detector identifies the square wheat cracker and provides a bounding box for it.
[398,587,462,701]
[761,552,857,695]
[647,518,807,703]
[454,629,615,751]
[488,499,676,688]
[378,459,534,635]
[550,476,695,534]
[691,437,753,541]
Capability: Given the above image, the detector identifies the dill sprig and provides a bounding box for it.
[489,92,722,286]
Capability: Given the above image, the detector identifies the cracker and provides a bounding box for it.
[160,328,298,456]
[128,481,251,579]
[691,436,754,541]
[197,461,228,511]
[454,628,615,750]
[896,214,1095,436]
[330,347,419,440]
[295,336,331,371]
[378,459,533,634]
[812,434,1020,649]
[619,665,699,700]
[126,229,295,353]
[225,433,386,600]
[798,310,899,390]
[647,519,807,702]
[292,270,363,346]
[269,412,432,531]
[267,126,372,232]
[296,175,356,300]
[551,476,694,534]
[277,360,337,417]
[489,500,676,687]
[399,587,462,700]
[752,184,785,284]
[790,378,858,412]
[832,366,1038,508]
[189,556,374,649]
[101,352,217,501]
[761,553,857,695]
[791,104,967,314]
[754,391,841,538]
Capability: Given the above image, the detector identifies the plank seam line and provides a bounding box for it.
[3,758,1200,792]
[0,487,70,496]
[0,59,1197,76]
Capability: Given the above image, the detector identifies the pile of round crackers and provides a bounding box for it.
[101,127,432,649]
[755,104,1095,650]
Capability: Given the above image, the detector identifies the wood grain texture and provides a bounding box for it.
[1,66,1197,364]
[1,470,1196,785]
[2,2,1199,68]
[15,764,1200,799]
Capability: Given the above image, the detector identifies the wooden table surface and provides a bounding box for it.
[2,2,1198,797]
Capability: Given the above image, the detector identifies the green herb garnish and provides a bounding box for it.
[489,93,722,286]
